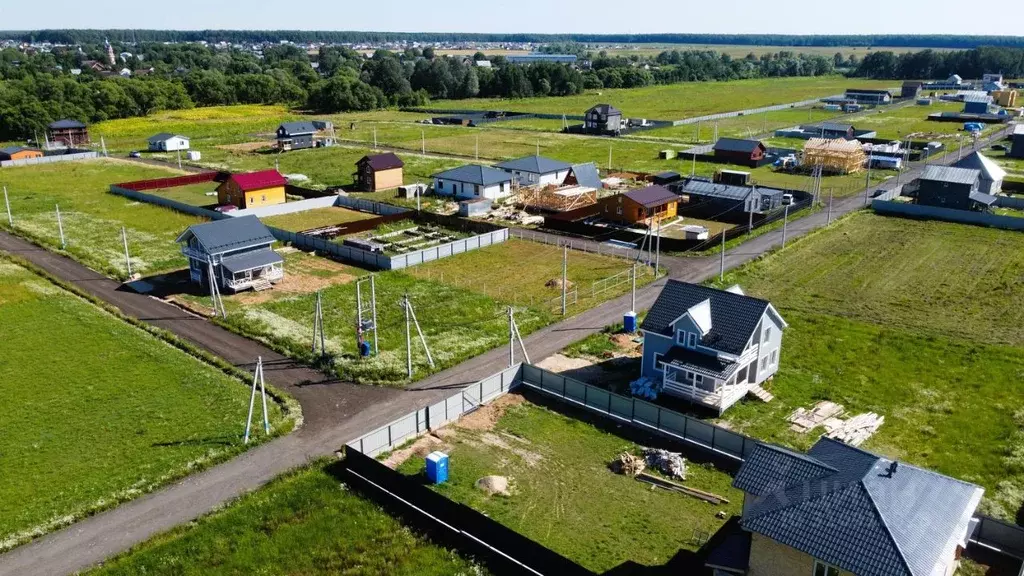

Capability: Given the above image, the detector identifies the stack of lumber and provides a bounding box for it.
[611,452,646,477]
[825,413,884,446]
[788,401,845,433]
[802,138,866,174]
[637,473,730,505]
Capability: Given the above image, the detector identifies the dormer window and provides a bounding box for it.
[687,332,697,348]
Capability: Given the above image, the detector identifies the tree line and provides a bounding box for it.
[5,30,1024,49]
[852,47,1024,79]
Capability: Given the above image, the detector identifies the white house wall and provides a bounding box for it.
[433,178,510,200]
[508,170,569,188]
[753,312,784,384]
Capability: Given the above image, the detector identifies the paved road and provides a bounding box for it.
[0,123,1010,575]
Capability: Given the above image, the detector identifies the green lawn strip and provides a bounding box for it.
[678,203,825,258]
[839,101,1003,140]
[147,182,221,207]
[261,206,376,232]
[397,400,741,573]
[0,259,294,549]
[631,105,846,143]
[0,159,205,279]
[87,461,483,576]
[712,211,1024,348]
[715,310,1024,520]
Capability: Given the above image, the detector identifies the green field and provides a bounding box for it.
[148,182,221,207]
[0,260,290,549]
[984,146,1024,183]
[632,105,846,143]
[397,398,741,573]
[261,206,376,232]
[424,77,894,120]
[0,160,206,279]
[840,101,1001,140]
[89,462,482,576]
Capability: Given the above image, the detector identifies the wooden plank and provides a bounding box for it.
[636,472,730,505]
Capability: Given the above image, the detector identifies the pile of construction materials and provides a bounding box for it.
[629,376,660,400]
[802,138,866,174]
[788,401,884,446]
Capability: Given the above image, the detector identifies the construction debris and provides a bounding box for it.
[788,401,845,433]
[644,448,686,480]
[545,278,574,290]
[611,452,646,477]
[636,472,729,505]
[629,376,660,400]
[826,413,885,447]
[475,475,512,496]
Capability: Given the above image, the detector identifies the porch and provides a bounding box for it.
[662,364,750,415]
[220,249,285,292]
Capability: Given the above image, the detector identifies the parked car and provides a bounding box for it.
[128,151,141,158]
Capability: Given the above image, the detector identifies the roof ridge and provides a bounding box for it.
[859,476,916,576]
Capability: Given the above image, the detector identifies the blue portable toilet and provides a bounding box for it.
[623,311,637,333]
[358,340,371,357]
[425,451,449,484]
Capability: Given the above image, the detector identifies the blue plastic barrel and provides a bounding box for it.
[426,451,449,484]
[623,311,637,333]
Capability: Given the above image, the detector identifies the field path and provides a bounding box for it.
[0,123,1012,575]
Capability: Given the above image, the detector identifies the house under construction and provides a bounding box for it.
[515,162,602,212]
[801,138,866,174]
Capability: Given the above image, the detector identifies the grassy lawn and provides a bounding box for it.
[423,77,894,120]
[397,398,741,573]
[0,159,207,279]
[261,206,376,232]
[633,105,846,143]
[0,260,290,549]
[336,219,473,255]
[148,182,221,207]
[984,146,1024,183]
[713,212,1024,347]
[88,462,482,576]
[840,101,1002,140]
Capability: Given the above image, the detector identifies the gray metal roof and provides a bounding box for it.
[175,216,277,255]
[738,438,983,576]
[0,146,34,155]
[624,185,678,208]
[640,280,775,355]
[734,443,838,497]
[1013,124,1024,135]
[432,164,513,186]
[713,138,764,154]
[569,162,602,190]
[920,165,980,185]
[147,133,187,143]
[663,346,741,380]
[495,155,572,175]
[278,121,317,135]
[221,248,284,274]
[677,179,752,201]
[48,119,86,129]
[587,103,622,117]
[963,93,993,103]
[969,191,999,206]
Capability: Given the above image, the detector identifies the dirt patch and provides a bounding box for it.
[475,475,513,496]
[610,333,642,356]
[216,141,272,153]
[478,432,544,467]
[381,433,447,470]
[455,393,526,432]
[545,278,574,290]
[232,260,357,305]
[537,354,609,382]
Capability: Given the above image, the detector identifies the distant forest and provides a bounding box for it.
[3,30,1024,49]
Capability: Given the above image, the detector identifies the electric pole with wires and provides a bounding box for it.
[402,294,434,378]
[311,290,326,358]
[356,276,379,355]
[508,306,530,367]
[206,258,226,318]
[561,245,568,316]
[243,356,270,444]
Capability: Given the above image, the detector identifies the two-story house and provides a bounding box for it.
[639,280,787,414]
[711,438,983,576]
[494,155,572,188]
[175,216,284,292]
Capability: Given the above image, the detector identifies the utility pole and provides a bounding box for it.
[719,229,726,282]
[3,186,12,226]
[311,290,326,358]
[691,152,696,177]
[654,217,661,276]
[608,144,612,170]
[101,136,108,157]
[177,149,182,170]
[356,276,378,355]
[421,130,425,155]
[404,293,413,378]
[508,306,530,366]
[475,135,479,160]
[782,204,790,248]
[958,135,964,161]
[55,204,65,249]
[630,262,636,313]
[373,127,377,150]
[747,188,755,234]
[561,245,568,316]
[536,139,539,156]
[243,356,270,444]
[122,226,133,278]
[827,188,834,225]
[696,120,701,143]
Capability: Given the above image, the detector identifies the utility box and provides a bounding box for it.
[426,451,449,484]
[186,151,201,161]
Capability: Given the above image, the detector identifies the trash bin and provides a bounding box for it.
[623,311,637,333]
[425,451,449,484]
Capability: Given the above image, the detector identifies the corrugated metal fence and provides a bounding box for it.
[1,151,98,168]
[872,199,1024,231]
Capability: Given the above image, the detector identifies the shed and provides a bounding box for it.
[355,152,405,192]
[712,138,767,163]
[681,225,709,240]
[963,94,992,115]
[660,149,677,159]
[599,185,678,227]
[216,170,288,209]
[652,171,682,186]
[0,146,43,161]
[147,133,190,152]
[901,81,923,99]
[458,198,492,217]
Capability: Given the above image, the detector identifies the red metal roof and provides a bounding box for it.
[229,170,287,192]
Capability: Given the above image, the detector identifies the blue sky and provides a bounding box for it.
[3,0,1023,35]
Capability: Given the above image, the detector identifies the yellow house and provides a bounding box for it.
[216,170,287,209]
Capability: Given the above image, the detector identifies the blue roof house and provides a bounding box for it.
[495,155,573,188]
[714,438,983,576]
[432,164,514,200]
[175,216,283,292]
[638,280,787,414]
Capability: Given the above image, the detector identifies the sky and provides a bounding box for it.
[3,0,1024,36]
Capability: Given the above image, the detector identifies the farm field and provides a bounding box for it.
[0,260,289,549]
[716,212,1024,347]
[631,105,846,143]
[841,101,1001,140]
[423,77,895,120]
[88,462,482,576]
[261,206,376,232]
[178,239,650,385]
[0,159,206,279]
[397,396,741,573]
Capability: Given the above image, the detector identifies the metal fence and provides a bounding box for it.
[1,151,98,168]
[519,364,755,462]
[873,199,1024,231]
[347,364,523,457]
[671,95,841,126]
[109,185,221,220]
[995,195,1024,210]
[512,227,647,262]
[971,515,1024,561]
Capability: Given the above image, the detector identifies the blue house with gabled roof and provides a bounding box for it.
[639,280,787,414]
[710,438,983,576]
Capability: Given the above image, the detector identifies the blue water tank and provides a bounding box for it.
[623,311,637,333]
[425,451,449,484]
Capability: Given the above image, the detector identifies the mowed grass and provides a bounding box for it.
[424,76,894,120]
[0,261,288,548]
[397,398,741,573]
[841,101,1001,140]
[261,206,376,232]
[715,212,1024,347]
[633,105,846,143]
[0,159,206,279]
[148,182,221,207]
[88,462,482,576]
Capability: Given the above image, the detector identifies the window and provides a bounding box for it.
[652,352,664,373]
[687,332,697,348]
[694,374,703,386]
[261,195,266,202]
[616,207,623,215]
[813,560,840,576]
[760,356,769,371]
[770,350,778,366]
[763,325,772,343]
